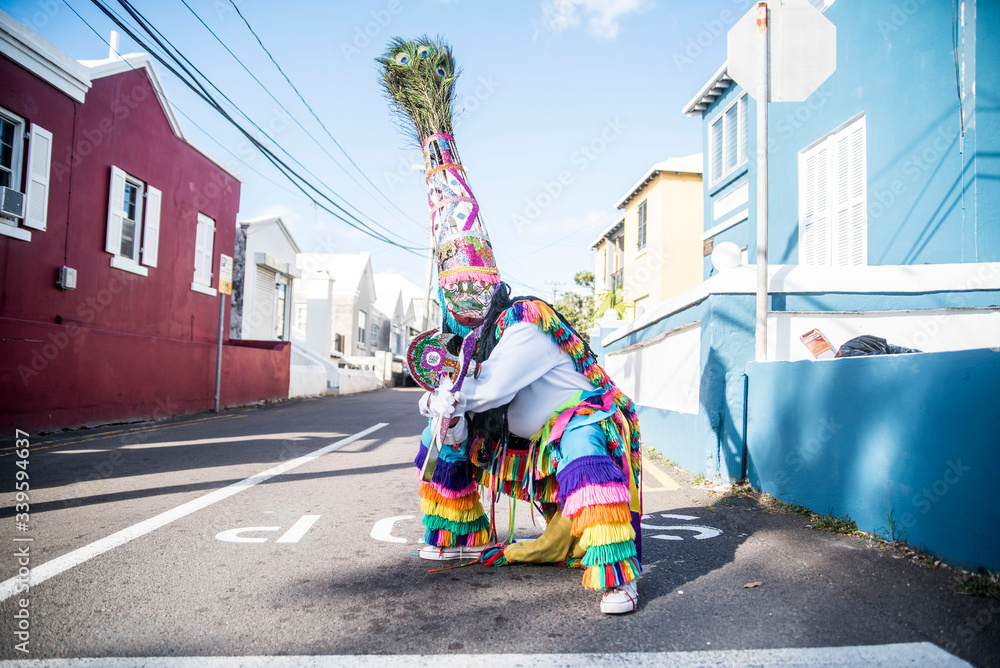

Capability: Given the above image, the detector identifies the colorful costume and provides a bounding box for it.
[378,37,642,612]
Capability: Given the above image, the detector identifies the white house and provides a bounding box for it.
[232,216,301,342]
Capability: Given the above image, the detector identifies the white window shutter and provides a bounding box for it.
[848,119,867,266]
[800,151,816,265]
[142,184,161,267]
[106,166,126,254]
[23,125,52,231]
[833,133,851,266]
[815,145,830,265]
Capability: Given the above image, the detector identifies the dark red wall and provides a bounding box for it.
[0,60,241,342]
[0,52,287,432]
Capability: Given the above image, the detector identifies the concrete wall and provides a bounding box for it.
[745,348,1000,572]
[337,368,382,395]
[596,263,1000,481]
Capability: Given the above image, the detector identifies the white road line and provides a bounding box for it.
[370,515,414,543]
[0,643,972,667]
[276,514,320,543]
[0,423,387,602]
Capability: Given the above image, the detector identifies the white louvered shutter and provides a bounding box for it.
[142,185,161,267]
[252,265,276,340]
[193,213,215,285]
[23,125,52,231]
[799,143,830,266]
[105,166,127,254]
[833,132,851,265]
[800,151,816,265]
[848,118,867,266]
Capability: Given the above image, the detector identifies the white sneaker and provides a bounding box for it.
[601,579,638,614]
[418,544,489,561]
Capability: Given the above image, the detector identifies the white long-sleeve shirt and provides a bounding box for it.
[421,322,593,440]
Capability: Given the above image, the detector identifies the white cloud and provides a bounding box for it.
[539,0,654,40]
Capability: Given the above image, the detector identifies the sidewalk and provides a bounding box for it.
[633,451,998,668]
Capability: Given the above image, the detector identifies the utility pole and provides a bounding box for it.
[544,280,565,303]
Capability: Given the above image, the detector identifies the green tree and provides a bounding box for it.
[554,271,597,343]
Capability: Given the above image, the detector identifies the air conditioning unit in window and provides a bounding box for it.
[0,186,25,219]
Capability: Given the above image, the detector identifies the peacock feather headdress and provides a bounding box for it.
[377,36,459,146]
[378,37,499,337]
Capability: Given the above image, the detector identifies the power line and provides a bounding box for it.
[224,0,423,231]
[75,0,425,253]
[112,0,418,248]
[180,0,424,234]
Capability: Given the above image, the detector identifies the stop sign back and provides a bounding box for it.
[727,0,836,102]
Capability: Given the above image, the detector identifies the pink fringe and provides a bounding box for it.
[562,482,632,518]
[440,271,500,287]
[415,470,479,498]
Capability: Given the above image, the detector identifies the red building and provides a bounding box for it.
[0,13,289,432]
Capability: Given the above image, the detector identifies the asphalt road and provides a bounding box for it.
[0,389,995,666]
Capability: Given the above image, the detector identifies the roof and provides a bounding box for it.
[239,215,302,254]
[80,53,242,182]
[0,11,240,182]
[297,252,373,297]
[0,9,90,101]
[589,217,625,250]
[681,62,733,116]
[613,154,703,210]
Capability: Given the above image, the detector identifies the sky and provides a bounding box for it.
[3,0,752,298]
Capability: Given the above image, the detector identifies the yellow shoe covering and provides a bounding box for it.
[501,509,586,564]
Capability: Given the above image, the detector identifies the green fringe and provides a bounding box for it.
[422,513,491,535]
[581,540,637,567]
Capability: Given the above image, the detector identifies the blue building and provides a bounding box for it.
[593,0,1000,572]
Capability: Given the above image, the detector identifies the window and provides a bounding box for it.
[371,323,379,347]
[0,110,52,241]
[191,213,216,295]
[709,93,749,183]
[334,333,345,354]
[637,201,647,251]
[106,165,160,275]
[0,114,23,191]
[799,114,867,266]
[358,310,367,345]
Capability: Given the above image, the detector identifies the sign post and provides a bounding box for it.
[215,254,233,413]
[727,0,836,361]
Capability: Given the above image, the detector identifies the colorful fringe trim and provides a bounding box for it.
[495,299,643,488]
[414,444,490,548]
[476,544,585,570]
[562,483,633,518]
[478,544,507,566]
[581,557,642,589]
[555,455,627,503]
[570,503,632,536]
[555,454,641,590]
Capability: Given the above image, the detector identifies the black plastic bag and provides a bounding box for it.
[835,334,921,358]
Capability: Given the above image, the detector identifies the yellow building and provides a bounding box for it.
[591,156,704,316]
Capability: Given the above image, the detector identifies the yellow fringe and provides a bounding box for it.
[418,483,479,511]
[570,502,631,536]
[579,522,636,549]
[420,497,487,524]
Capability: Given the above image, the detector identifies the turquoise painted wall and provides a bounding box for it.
[700,0,999,271]
[600,294,755,480]
[970,0,1000,262]
[745,347,1000,572]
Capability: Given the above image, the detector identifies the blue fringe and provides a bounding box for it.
[415,444,477,492]
[555,455,627,503]
[437,285,473,338]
